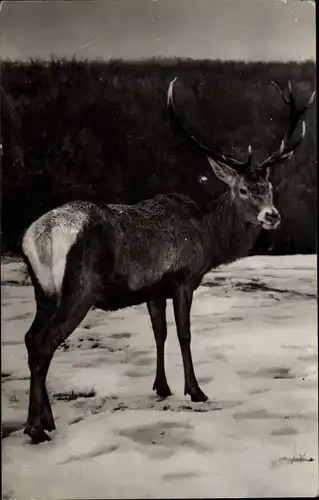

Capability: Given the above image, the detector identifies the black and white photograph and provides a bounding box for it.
[1,0,317,498]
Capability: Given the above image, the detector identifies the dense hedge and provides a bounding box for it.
[1,58,316,255]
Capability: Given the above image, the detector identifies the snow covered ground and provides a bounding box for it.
[1,255,318,499]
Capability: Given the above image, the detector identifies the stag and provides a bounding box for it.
[21,78,314,443]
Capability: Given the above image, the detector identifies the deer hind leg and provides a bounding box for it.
[25,298,57,432]
[24,259,58,432]
[147,296,172,398]
[173,284,208,403]
[24,258,97,444]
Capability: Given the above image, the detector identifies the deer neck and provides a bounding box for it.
[203,190,261,265]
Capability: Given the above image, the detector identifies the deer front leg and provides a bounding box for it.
[173,285,208,402]
[147,296,172,398]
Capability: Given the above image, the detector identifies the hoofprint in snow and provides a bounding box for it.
[1,255,318,499]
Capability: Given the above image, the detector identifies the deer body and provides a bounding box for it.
[23,193,259,310]
[21,78,314,444]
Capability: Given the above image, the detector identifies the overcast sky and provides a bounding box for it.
[0,0,316,62]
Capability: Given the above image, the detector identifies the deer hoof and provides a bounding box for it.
[185,386,209,403]
[24,424,51,444]
[42,409,56,432]
[153,379,172,398]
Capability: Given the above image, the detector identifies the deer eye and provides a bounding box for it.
[239,187,248,197]
[199,176,208,183]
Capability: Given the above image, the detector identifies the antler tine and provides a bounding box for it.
[290,119,306,151]
[308,89,316,106]
[287,80,295,107]
[222,144,252,168]
[258,81,315,170]
[167,77,252,172]
[247,145,252,166]
[270,80,290,105]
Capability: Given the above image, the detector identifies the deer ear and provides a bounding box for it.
[207,156,238,187]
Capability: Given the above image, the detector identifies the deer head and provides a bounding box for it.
[167,77,315,231]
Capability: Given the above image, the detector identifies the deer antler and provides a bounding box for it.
[167,77,252,173]
[258,80,315,170]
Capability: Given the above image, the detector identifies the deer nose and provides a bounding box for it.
[258,207,281,229]
[264,209,281,225]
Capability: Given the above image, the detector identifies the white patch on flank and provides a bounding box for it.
[22,221,54,294]
[22,206,89,296]
[50,225,80,294]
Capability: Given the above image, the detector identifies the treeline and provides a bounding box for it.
[1,58,316,255]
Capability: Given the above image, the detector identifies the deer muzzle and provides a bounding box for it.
[257,207,281,230]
